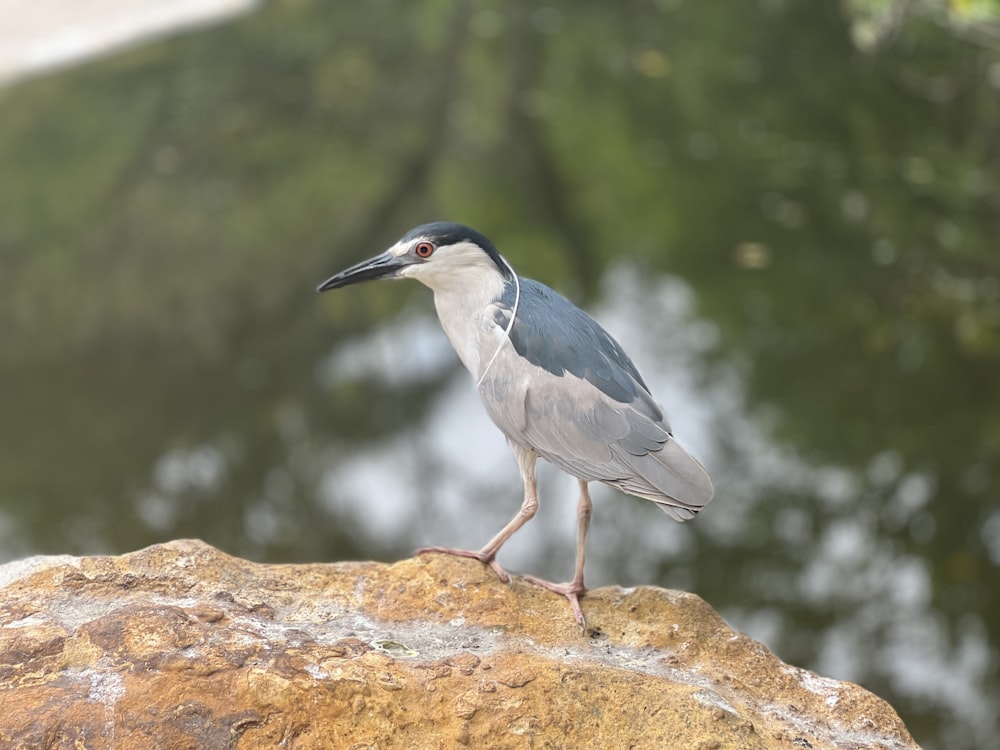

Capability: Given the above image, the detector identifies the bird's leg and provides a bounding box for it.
[523,480,592,627]
[417,446,539,584]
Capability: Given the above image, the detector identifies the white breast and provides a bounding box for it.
[432,284,507,379]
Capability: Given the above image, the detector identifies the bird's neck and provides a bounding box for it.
[422,270,511,379]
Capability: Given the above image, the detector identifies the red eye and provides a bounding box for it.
[415,241,435,258]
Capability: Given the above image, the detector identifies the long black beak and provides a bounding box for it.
[316,251,406,293]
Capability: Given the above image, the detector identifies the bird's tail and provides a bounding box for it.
[615,438,714,522]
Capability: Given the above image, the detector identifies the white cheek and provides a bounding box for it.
[397,262,441,288]
[398,263,427,279]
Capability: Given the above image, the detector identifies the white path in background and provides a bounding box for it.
[0,0,258,83]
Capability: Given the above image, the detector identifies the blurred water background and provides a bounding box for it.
[1,2,999,748]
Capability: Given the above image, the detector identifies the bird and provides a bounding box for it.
[317,222,714,625]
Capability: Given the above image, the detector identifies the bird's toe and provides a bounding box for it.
[415,545,512,584]
[522,575,587,627]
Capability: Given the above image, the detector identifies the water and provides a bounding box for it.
[0,0,257,82]
[1,2,998,748]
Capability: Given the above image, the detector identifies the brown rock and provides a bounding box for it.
[0,539,919,749]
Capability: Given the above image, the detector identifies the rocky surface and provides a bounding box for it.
[0,539,918,749]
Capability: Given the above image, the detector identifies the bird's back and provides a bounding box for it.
[480,278,714,520]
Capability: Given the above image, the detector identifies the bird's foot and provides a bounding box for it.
[522,575,587,628]
[415,546,512,584]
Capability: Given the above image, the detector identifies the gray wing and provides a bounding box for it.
[482,279,714,521]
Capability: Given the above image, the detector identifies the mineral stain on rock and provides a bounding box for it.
[0,539,920,749]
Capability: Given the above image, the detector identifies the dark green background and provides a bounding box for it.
[2,2,998,748]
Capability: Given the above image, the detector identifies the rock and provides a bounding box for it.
[0,539,918,749]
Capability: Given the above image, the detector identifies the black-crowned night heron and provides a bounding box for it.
[318,222,713,625]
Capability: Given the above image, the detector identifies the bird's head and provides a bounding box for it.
[317,222,512,294]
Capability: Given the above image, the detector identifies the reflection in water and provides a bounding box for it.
[135,444,227,532]
[1,0,258,82]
